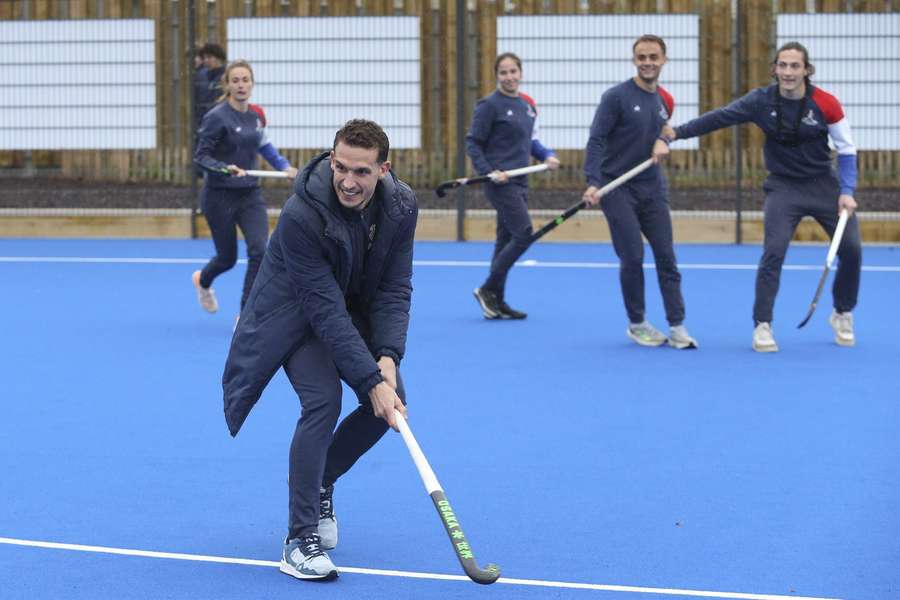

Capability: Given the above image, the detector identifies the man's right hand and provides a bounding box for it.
[368,381,406,431]
[582,185,601,207]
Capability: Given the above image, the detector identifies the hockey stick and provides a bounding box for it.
[394,410,501,585]
[529,157,654,243]
[243,169,292,179]
[797,208,850,328]
[435,163,548,197]
[209,167,292,179]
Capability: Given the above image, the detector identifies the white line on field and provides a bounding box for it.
[2,256,896,272]
[0,536,841,600]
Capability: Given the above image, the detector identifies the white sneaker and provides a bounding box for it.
[829,310,855,347]
[626,321,667,347]
[668,325,698,349]
[192,270,218,313]
[752,322,778,353]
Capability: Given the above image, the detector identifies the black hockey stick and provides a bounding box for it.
[530,157,654,243]
[797,208,850,328]
[394,410,501,585]
[435,163,548,197]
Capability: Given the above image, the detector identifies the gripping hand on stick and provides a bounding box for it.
[369,356,406,431]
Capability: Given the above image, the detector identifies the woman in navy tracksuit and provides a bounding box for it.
[465,52,560,320]
[665,42,861,352]
[193,59,297,316]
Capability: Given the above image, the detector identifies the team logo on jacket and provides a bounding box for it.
[801,110,818,126]
[633,105,641,112]
[506,109,514,116]
[368,223,377,250]
[526,105,536,119]
[235,127,242,132]
[658,105,669,120]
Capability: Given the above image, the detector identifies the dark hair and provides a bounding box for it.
[217,59,254,103]
[771,41,815,84]
[494,52,522,75]
[632,34,667,56]
[333,119,390,164]
[201,43,227,63]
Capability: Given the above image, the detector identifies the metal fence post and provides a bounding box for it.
[732,0,743,244]
[455,0,467,242]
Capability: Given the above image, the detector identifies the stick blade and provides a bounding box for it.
[434,181,460,198]
[797,267,829,329]
[430,490,501,585]
[797,305,816,329]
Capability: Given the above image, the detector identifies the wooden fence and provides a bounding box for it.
[1,0,898,189]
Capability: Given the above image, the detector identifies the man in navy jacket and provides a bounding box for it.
[222,120,417,581]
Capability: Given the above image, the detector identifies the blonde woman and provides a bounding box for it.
[193,59,298,316]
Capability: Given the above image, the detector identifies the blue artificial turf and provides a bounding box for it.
[0,239,897,600]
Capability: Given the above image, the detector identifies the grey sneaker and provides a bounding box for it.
[280,534,338,581]
[829,310,855,347]
[627,321,667,347]
[752,322,778,353]
[191,270,218,313]
[668,324,698,349]
[318,485,337,550]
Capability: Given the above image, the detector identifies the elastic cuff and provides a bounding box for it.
[355,370,384,397]
[657,136,671,146]
[375,349,401,366]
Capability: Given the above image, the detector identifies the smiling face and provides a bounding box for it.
[330,142,390,211]
[224,66,254,104]
[632,40,667,86]
[773,48,810,97]
[495,56,522,97]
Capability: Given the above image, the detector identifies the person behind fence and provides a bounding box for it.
[466,52,560,320]
[582,34,697,350]
[196,42,227,127]
[192,59,298,318]
[662,41,861,352]
[221,119,417,581]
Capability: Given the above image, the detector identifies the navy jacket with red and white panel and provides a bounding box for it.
[674,84,857,195]
[465,90,555,186]
[194,102,291,189]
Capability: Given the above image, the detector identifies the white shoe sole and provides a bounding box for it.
[280,560,339,581]
[668,338,698,350]
[752,341,778,353]
[834,336,855,347]
[627,329,666,347]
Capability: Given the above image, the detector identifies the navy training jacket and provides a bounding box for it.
[222,151,418,436]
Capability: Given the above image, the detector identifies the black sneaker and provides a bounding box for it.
[318,485,337,550]
[473,287,502,319]
[497,300,527,320]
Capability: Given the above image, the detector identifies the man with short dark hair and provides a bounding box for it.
[222,119,418,581]
[197,43,227,123]
[583,34,697,349]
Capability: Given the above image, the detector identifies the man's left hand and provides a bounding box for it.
[377,356,397,390]
[838,194,857,217]
[545,156,561,171]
